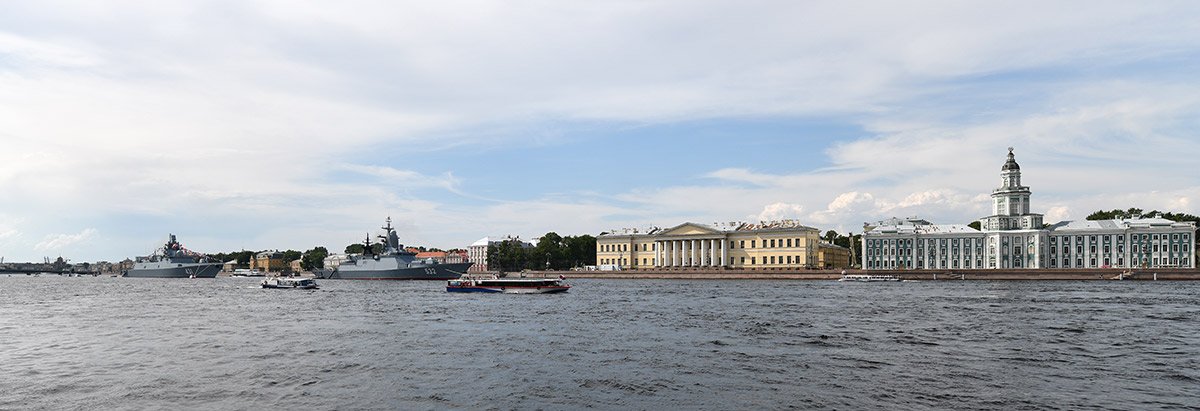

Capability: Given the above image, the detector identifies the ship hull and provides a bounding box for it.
[319,262,472,280]
[124,263,222,278]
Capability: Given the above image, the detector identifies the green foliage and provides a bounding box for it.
[344,242,384,255]
[1086,208,1199,225]
[968,221,981,230]
[208,250,255,266]
[823,230,839,243]
[281,250,302,262]
[487,239,529,273]
[485,233,597,272]
[301,246,329,270]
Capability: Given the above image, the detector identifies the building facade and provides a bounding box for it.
[596,220,821,270]
[863,149,1196,270]
[817,243,852,269]
[251,250,286,273]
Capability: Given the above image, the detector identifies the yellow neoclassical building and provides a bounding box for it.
[596,221,822,270]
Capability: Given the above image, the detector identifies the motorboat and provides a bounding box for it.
[447,275,570,294]
[261,277,319,289]
[838,274,901,282]
[230,269,264,277]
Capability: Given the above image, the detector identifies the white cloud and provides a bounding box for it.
[1044,206,1071,223]
[1,2,1199,260]
[755,203,805,222]
[808,192,878,225]
[35,229,98,251]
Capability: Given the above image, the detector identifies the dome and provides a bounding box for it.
[1001,147,1020,171]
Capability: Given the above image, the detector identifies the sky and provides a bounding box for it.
[2,1,1199,262]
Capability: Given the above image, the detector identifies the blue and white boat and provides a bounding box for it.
[837,274,901,282]
[447,276,570,294]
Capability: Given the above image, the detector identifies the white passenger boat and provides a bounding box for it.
[838,274,901,282]
[230,269,264,277]
[446,276,570,294]
[261,277,319,289]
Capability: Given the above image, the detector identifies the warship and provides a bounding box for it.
[123,234,221,278]
[317,217,472,280]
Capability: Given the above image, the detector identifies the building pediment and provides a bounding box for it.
[658,222,724,236]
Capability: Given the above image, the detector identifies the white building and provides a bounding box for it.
[323,253,350,269]
[863,148,1195,270]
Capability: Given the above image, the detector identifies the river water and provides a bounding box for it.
[2,276,1198,410]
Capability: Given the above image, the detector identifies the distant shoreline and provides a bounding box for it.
[544,268,1200,281]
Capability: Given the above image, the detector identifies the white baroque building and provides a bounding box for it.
[862,149,1196,270]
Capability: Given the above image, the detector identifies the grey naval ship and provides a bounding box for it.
[317,218,472,280]
[123,234,222,278]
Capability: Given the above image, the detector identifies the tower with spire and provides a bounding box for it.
[980,147,1043,231]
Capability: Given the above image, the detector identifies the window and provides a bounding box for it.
[787,239,793,247]
[751,257,756,265]
[740,257,745,264]
[641,244,646,251]
[730,241,735,249]
[739,240,745,248]
[770,239,776,248]
[770,256,776,264]
[751,240,756,248]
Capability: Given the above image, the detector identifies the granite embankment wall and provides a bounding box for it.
[540,268,1200,281]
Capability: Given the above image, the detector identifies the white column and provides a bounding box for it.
[706,239,713,266]
[699,240,707,267]
[667,241,674,267]
[654,241,661,267]
[672,240,679,267]
[721,239,727,267]
[686,240,696,266]
[708,239,715,266]
[688,240,694,266]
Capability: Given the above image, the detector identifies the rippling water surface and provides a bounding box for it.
[2,276,1198,410]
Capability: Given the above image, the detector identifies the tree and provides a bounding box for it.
[536,232,567,270]
[968,221,981,230]
[301,246,329,270]
[345,242,384,255]
[281,250,302,263]
[487,239,529,273]
[564,234,597,267]
[823,230,839,243]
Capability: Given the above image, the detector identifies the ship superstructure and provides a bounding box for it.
[318,217,472,280]
[124,234,221,278]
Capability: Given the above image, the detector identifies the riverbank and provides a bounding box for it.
[539,268,1200,281]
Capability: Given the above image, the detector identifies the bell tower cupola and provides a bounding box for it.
[979,147,1042,230]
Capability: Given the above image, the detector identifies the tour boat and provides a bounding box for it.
[230,269,264,277]
[446,276,570,294]
[838,274,901,282]
[261,277,319,289]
